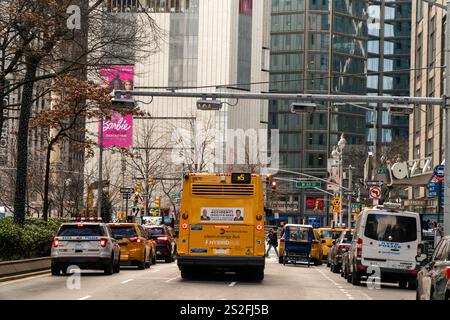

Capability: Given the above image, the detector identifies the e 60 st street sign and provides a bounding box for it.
[295,181,322,188]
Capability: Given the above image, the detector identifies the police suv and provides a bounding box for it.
[347,203,424,289]
[51,218,121,275]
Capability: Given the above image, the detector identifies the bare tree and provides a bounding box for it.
[0,0,163,224]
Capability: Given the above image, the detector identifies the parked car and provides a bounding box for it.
[51,218,121,275]
[317,227,345,264]
[416,236,450,300]
[328,229,353,273]
[342,250,351,280]
[109,223,156,269]
[144,225,177,263]
[347,204,422,289]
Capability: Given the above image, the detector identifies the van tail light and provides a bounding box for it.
[357,238,363,257]
[52,238,60,248]
[445,267,450,281]
[417,243,424,256]
[129,237,142,243]
[100,239,108,247]
[256,224,263,231]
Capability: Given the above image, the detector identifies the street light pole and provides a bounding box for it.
[444,0,450,236]
[97,116,104,218]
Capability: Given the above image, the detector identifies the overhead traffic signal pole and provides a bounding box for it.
[113,89,448,235]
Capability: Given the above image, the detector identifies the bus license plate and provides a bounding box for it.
[214,249,228,255]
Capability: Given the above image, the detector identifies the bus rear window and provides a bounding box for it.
[364,214,417,243]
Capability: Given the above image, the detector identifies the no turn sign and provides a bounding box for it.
[369,186,381,200]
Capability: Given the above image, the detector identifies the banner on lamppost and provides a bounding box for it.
[98,65,135,148]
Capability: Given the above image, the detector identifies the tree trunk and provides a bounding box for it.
[13,59,39,225]
[42,142,53,221]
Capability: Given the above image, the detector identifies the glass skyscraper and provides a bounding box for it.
[268,0,368,225]
[367,0,411,154]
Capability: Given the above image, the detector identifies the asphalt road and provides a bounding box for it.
[0,254,415,300]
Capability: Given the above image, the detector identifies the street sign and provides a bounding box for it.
[331,197,341,208]
[433,165,445,182]
[120,187,135,194]
[366,181,384,187]
[376,167,388,174]
[369,186,381,200]
[295,181,322,188]
[343,190,356,196]
[428,179,439,197]
[170,193,181,200]
[351,203,361,210]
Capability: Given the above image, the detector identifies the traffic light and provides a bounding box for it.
[314,200,319,211]
[155,196,161,209]
[133,192,139,206]
[265,174,271,185]
[271,181,277,191]
[87,190,94,208]
[147,176,154,186]
[135,182,142,193]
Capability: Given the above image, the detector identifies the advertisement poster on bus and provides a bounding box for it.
[200,207,244,222]
[98,65,134,148]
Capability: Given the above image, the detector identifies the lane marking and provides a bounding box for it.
[78,295,91,300]
[150,269,161,273]
[165,276,181,283]
[229,281,237,287]
[314,267,355,300]
[121,279,134,284]
[0,273,50,287]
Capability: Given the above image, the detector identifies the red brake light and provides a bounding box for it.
[77,224,84,228]
[129,237,142,243]
[157,236,168,241]
[256,224,263,231]
[52,238,59,248]
[100,239,107,247]
[357,238,363,257]
[446,267,450,281]
[182,223,188,229]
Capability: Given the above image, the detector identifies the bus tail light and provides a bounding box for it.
[182,223,188,230]
[256,224,263,231]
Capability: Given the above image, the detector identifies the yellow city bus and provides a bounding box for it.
[176,172,265,280]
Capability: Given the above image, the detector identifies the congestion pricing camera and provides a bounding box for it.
[290,102,318,114]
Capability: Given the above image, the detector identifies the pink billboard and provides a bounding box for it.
[98,65,134,148]
[100,112,133,148]
[99,65,135,95]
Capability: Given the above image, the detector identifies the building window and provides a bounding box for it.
[428,17,436,68]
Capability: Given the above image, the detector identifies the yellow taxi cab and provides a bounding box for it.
[317,227,345,261]
[109,223,156,269]
[278,225,323,265]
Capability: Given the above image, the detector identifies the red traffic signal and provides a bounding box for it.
[271,181,277,191]
[265,174,271,185]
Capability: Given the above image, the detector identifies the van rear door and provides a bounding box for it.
[362,212,418,270]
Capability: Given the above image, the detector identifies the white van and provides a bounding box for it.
[347,204,423,289]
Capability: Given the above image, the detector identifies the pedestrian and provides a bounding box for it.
[266,228,279,258]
